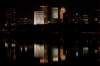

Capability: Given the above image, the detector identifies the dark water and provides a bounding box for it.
[0,24,99,65]
[0,35,99,65]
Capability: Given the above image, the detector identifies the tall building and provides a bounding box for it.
[60,7,66,19]
[82,15,89,24]
[6,7,16,26]
[63,12,68,23]
[93,9,100,24]
[34,11,44,25]
[73,13,83,24]
[40,6,48,24]
[51,7,58,23]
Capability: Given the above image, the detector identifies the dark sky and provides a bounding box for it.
[0,0,99,23]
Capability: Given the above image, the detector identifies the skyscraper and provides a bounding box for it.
[51,7,58,23]
[6,6,16,26]
[34,11,44,25]
[63,12,68,23]
[40,6,48,24]
[60,7,66,19]
[82,15,89,24]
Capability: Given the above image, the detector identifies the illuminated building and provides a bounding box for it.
[73,13,83,24]
[40,45,48,64]
[83,47,89,54]
[60,47,66,61]
[17,18,33,25]
[51,7,58,23]
[82,15,89,24]
[63,12,68,23]
[40,6,48,24]
[60,7,66,19]
[6,6,16,26]
[34,44,44,58]
[51,47,58,62]
[34,11,44,25]
[93,9,99,24]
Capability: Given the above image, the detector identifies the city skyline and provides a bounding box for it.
[0,0,99,24]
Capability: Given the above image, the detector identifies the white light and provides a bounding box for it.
[34,44,44,57]
[83,47,88,50]
[11,43,16,47]
[34,11,44,25]
[5,42,8,47]
[83,47,89,54]
[52,48,58,57]
[52,7,58,19]
[52,57,58,62]
[25,18,27,19]
[76,13,78,15]
[25,47,27,52]
[76,52,78,57]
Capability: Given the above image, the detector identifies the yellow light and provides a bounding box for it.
[94,49,98,54]
[60,7,66,19]
[20,47,23,52]
[40,58,48,63]
[52,57,58,62]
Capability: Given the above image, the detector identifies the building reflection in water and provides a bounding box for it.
[34,44,44,58]
[83,47,89,54]
[5,42,16,61]
[51,47,58,62]
[3,41,99,63]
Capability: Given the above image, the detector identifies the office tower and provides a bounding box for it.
[34,11,44,25]
[6,7,16,26]
[40,6,48,24]
[73,13,83,24]
[51,7,58,23]
[82,15,89,24]
[63,12,68,23]
[93,9,100,24]
[60,7,66,19]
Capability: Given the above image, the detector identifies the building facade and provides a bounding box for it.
[40,6,48,24]
[34,11,44,25]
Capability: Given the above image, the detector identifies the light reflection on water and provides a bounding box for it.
[0,41,98,64]
[0,37,99,65]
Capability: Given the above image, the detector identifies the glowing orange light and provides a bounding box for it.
[40,58,45,63]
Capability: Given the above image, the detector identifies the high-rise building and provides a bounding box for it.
[40,6,48,24]
[6,7,16,26]
[63,12,68,23]
[73,13,83,24]
[51,7,58,23]
[93,9,100,24]
[82,15,89,24]
[60,7,66,19]
[51,7,58,19]
[34,11,44,25]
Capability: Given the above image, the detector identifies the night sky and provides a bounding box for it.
[0,0,99,23]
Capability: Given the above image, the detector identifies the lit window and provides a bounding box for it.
[25,47,28,52]
[83,47,89,54]
[94,18,98,21]
[11,43,16,47]
[5,42,8,47]
[52,57,58,62]
[94,49,98,54]
[76,52,78,57]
